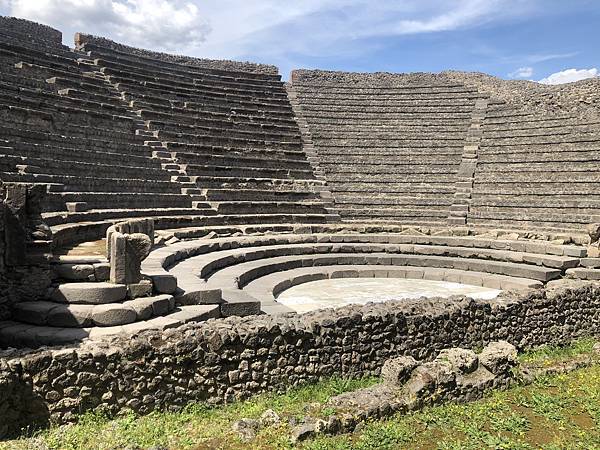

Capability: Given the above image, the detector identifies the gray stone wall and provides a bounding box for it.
[442,70,600,117]
[0,16,62,44]
[0,200,7,320]
[0,281,599,437]
[74,33,279,75]
[0,183,53,319]
[290,69,453,85]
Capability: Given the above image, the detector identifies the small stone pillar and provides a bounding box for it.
[109,232,152,285]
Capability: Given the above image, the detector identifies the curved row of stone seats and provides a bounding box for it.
[72,36,334,225]
[470,102,600,231]
[244,265,542,313]
[142,230,586,314]
[289,71,481,224]
[0,304,219,348]
[49,212,335,248]
[0,26,200,220]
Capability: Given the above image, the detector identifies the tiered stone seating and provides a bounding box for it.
[75,37,335,231]
[290,71,483,224]
[0,22,194,240]
[470,102,600,231]
[140,227,585,316]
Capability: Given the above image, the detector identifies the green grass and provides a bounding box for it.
[518,337,596,365]
[3,338,600,450]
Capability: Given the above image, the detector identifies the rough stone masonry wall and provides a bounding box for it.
[1,281,600,437]
[0,183,52,320]
[74,33,279,75]
[0,200,8,320]
[291,69,454,85]
[442,70,600,117]
[0,16,62,44]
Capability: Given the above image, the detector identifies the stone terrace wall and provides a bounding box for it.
[74,33,279,75]
[0,16,62,44]
[0,200,7,320]
[0,183,52,319]
[1,281,599,437]
[443,70,600,117]
[291,69,452,85]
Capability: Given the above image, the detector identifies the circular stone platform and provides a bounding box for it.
[276,278,502,313]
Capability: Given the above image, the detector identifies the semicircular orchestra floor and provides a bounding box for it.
[276,278,502,313]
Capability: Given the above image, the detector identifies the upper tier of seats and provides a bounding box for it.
[291,69,600,234]
[2,17,599,242]
[289,70,482,226]
[0,19,334,248]
[470,99,600,232]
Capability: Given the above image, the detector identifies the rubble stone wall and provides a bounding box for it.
[0,201,7,320]
[442,70,600,117]
[74,33,279,75]
[0,282,599,437]
[0,16,63,44]
[0,183,52,320]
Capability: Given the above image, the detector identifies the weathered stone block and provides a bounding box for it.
[381,356,418,387]
[479,341,518,375]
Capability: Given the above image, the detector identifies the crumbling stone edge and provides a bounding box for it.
[284,341,599,443]
[74,33,279,75]
[2,281,600,439]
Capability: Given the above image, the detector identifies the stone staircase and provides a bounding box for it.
[289,71,480,225]
[448,97,489,226]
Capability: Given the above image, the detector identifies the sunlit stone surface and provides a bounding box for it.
[277,279,502,313]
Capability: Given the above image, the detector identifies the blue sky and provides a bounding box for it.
[0,0,598,83]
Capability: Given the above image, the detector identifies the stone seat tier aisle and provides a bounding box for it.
[0,123,148,150]
[50,213,338,247]
[173,151,312,170]
[90,53,284,86]
[5,141,163,166]
[0,154,174,180]
[45,192,193,212]
[0,173,182,194]
[129,97,295,120]
[103,67,288,98]
[140,114,300,137]
[115,80,291,108]
[183,163,316,180]
[167,142,308,160]
[157,131,302,150]
[113,79,289,106]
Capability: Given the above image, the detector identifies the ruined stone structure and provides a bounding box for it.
[2,16,600,436]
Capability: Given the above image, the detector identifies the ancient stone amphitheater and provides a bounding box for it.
[2,17,600,435]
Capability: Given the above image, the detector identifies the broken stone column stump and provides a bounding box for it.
[109,231,152,289]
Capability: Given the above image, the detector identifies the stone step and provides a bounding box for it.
[48,282,127,304]
[0,305,221,348]
[52,260,110,282]
[11,294,176,327]
[566,268,600,281]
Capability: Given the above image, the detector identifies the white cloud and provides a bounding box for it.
[3,0,210,51]
[539,68,599,85]
[1,0,535,57]
[509,66,533,78]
